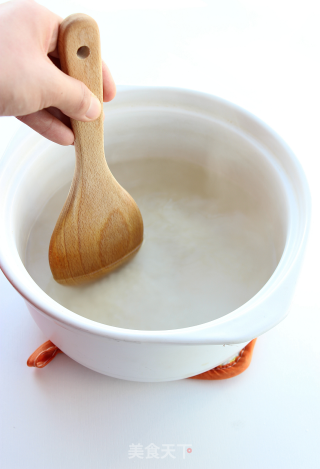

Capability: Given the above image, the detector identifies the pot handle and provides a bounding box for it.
[163,286,292,345]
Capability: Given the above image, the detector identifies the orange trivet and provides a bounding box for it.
[27,338,257,379]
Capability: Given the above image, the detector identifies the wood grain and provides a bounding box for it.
[49,14,143,285]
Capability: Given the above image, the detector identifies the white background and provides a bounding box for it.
[1,0,320,468]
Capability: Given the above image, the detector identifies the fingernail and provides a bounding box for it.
[85,95,101,120]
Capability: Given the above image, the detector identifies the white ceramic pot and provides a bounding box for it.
[0,87,311,381]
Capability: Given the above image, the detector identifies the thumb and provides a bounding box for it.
[41,62,101,121]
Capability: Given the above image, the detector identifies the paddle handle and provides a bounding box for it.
[58,13,104,163]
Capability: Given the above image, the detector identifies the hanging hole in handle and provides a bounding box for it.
[77,46,90,59]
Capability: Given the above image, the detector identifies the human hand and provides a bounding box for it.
[0,0,116,145]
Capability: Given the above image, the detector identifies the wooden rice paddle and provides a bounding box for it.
[49,14,143,285]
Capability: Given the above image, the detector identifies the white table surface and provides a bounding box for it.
[1,1,320,468]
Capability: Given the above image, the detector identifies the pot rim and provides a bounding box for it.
[0,86,311,344]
